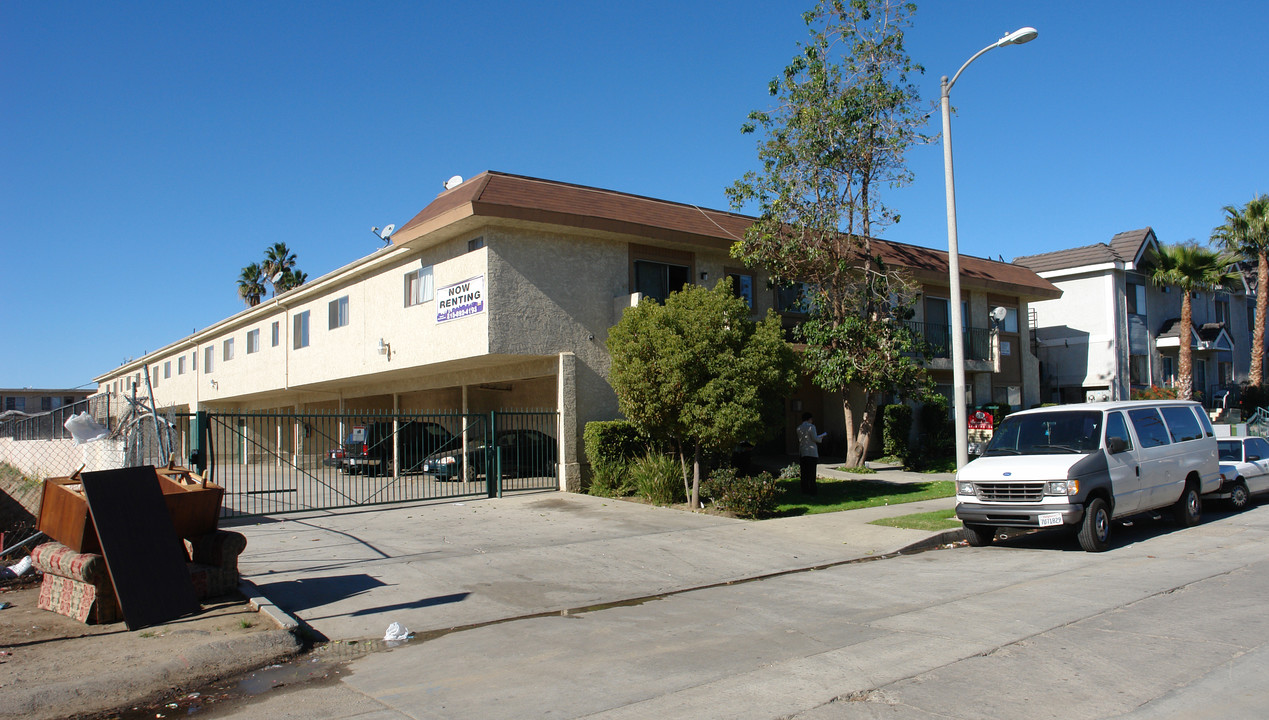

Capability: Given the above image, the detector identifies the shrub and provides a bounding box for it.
[918,395,953,457]
[882,403,913,459]
[701,468,781,519]
[583,420,644,466]
[1131,384,1178,400]
[778,463,799,480]
[630,452,684,506]
[1238,383,1269,416]
[587,456,633,497]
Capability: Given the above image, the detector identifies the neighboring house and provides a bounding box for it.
[0,388,94,414]
[1015,228,1253,405]
[94,171,1059,482]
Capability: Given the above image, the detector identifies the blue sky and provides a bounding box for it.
[3,1,1267,390]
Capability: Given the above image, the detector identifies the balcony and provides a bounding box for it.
[903,321,992,362]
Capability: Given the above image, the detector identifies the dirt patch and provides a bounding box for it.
[0,579,300,720]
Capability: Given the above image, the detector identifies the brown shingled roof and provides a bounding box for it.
[394,171,1059,300]
[1014,228,1156,273]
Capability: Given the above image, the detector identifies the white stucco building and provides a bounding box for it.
[95,172,1060,486]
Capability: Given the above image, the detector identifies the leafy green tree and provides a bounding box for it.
[1212,195,1269,386]
[1148,242,1239,400]
[726,0,931,466]
[607,280,798,508]
[237,262,266,307]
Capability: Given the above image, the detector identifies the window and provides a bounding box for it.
[294,311,310,349]
[1161,406,1203,443]
[776,282,813,314]
[727,271,754,308]
[153,368,159,388]
[1215,296,1230,325]
[329,296,349,329]
[467,236,484,252]
[271,321,280,347]
[41,396,53,412]
[204,346,214,373]
[223,338,234,361]
[1161,356,1176,384]
[405,266,435,307]
[1127,408,1170,448]
[4,397,23,412]
[247,329,260,354]
[178,356,186,375]
[1105,412,1133,451]
[992,385,1022,409]
[164,361,171,379]
[995,307,1019,333]
[634,260,689,304]
[1126,281,1147,315]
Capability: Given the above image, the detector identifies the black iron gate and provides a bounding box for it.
[193,410,558,518]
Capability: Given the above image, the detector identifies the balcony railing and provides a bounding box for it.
[903,321,992,362]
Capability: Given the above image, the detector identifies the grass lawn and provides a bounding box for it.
[772,477,955,517]
[868,508,962,531]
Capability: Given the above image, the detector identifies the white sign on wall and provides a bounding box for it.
[437,275,485,323]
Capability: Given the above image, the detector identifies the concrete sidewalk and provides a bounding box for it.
[229,465,958,642]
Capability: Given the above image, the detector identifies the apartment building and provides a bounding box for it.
[96,172,1060,483]
[1016,228,1252,404]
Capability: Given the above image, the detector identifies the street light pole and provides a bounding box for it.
[941,26,1037,470]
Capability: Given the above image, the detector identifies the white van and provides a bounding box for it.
[954,400,1220,552]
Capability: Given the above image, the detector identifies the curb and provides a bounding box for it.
[4,627,302,720]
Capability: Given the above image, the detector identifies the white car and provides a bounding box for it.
[1215,436,1269,510]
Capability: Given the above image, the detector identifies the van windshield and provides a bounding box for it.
[983,411,1103,456]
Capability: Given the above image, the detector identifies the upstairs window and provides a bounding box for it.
[163,361,171,378]
[329,296,349,330]
[405,266,435,307]
[204,346,215,373]
[223,338,234,361]
[178,356,186,375]
[294,311,310,349]
[1126,281,1147,315]
[727,271,755,309]
[271,321,280,347]
[247,329,260,354]
[634,260,689,304]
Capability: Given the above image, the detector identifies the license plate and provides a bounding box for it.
[1038,512,1063,527]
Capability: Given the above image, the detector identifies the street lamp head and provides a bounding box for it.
[996,27,1038,47]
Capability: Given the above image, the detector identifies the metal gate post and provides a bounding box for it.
[190,410,209,476]
[488,411,500,499]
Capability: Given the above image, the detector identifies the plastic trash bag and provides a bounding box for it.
[384,622,412,642]
[64,412,109,445]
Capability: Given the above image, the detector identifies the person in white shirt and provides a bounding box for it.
[797,412,827,495]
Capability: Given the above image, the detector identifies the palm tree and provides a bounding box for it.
[263,242,298,297]
[237,263,266,307]
[274,268,308,293]
[1212,195,1269,387]
[1148,242,1239,400]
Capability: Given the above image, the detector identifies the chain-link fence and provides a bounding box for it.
[0,394,117,481]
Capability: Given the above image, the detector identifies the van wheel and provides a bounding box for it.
[1229,481,1250,511]
[1173,483,1201,527]
[1078,498,1110,552]
[963,524,995,547]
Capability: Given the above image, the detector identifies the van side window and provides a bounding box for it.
[1127,408,1171,448]
[1160,406,1203,442]
[1196,410,1216,437]
[1105,412,1133,451]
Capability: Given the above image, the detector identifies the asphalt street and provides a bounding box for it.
[203,500,1269,719]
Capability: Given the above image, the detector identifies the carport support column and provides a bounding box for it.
[558,352,579,492]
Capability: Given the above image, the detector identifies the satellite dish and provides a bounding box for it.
[443,175,464,190]
[380,224,395,238]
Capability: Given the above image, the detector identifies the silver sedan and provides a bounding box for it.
[1215,436,1269,510]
